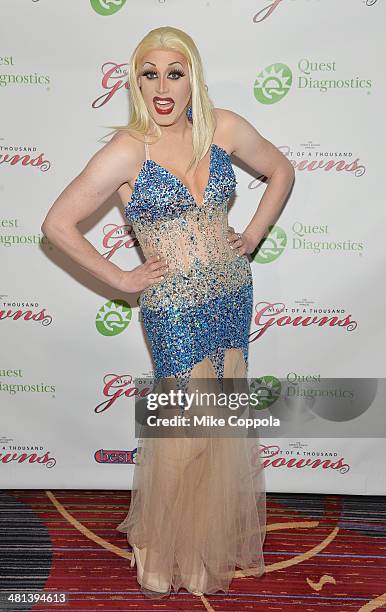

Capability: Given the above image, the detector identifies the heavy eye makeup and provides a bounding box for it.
[140,68,185,80]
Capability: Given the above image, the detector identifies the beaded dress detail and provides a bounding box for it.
[116,135,266,598]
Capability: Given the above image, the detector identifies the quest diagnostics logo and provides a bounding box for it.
[254,58,373,104]
[96,299,132,336]
[254,63,292,105]
[90,0,126,16]
[249,376,281,411]
[253,225,287,264]
[252,221,366,263]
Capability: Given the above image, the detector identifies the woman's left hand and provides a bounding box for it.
[227,226,256,256]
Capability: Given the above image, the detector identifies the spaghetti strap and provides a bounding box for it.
[144,135,150,161]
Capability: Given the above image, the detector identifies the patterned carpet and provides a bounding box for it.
[1,490,386,611]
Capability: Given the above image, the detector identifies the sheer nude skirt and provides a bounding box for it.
[116,348,266,598]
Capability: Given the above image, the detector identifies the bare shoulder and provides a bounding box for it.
[213,107,261,154]
[212,108,238,154]
[213,107,293,178]
[106,129,144,172]
[106,129,147,204]
[40,129,149,231]
[213,107,237,126]
[82,129,144,186]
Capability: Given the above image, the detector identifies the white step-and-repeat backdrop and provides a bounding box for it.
[1,0,385,494]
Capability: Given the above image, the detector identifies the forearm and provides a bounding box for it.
[41,221,125,291]
[243,166,295,247]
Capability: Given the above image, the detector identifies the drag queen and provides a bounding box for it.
[41,26,294,600]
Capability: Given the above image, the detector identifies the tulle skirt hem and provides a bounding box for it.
[115,349,267,599]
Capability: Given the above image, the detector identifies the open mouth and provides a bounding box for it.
[153,97,175,114]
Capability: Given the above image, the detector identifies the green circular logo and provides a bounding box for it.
[90,0,127,16]
[249,376,281,411]
[254,63,292,105]
[96,299,132,336]
[253,225,287,264]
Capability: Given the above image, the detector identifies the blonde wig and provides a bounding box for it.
[105,26,217,173]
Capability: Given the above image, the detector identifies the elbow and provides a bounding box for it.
[288,164,295,186]
[41,216,63,239]
[284,160,295,180]
[41,218,53,238]
[281,161,295,188]
[41,217,77,244]
[271,161,295,184]
[285,164,295,195]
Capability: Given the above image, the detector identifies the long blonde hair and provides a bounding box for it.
[105,26,216,173]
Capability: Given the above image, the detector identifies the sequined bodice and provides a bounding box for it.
[124,143,241,275]
[124,139,253,324]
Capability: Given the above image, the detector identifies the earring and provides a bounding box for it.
[186,104,193,122]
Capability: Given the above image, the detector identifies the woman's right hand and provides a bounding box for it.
[119,254,169,293]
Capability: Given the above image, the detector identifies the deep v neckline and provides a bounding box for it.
[147,142,215,209]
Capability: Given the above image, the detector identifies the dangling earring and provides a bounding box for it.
[186,104,193,122]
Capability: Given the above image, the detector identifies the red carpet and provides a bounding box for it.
[1,490,386,611]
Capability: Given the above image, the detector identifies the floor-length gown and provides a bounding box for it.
[116,133,266,598]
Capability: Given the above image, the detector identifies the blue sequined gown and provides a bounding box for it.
[116,135,266,598]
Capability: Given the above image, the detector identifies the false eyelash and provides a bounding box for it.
[169,69,185,78]
[141,69,185,78]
